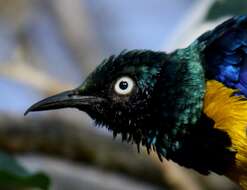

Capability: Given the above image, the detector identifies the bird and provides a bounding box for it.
[25,15,247,189]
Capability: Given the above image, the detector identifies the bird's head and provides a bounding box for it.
[26,50,167,144]
[25,49,205,156]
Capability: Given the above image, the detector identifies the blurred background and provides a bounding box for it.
[0,0,246,189]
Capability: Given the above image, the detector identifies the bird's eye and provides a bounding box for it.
[114,76,135,95]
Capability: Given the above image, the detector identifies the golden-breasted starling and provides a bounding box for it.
[26,16,247,189]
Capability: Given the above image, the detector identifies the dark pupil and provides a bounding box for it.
[119,81,128,90]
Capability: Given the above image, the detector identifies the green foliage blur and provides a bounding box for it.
[207,0,247,20]
[0,152,50,190]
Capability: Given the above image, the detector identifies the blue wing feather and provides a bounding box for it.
[198,15,247,96]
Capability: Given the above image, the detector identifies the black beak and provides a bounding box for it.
[24,89,102,116]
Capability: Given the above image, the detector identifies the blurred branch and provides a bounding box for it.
[0,0,33,30]
[0,49,73,95]
[50,0,103,73]
[0,115,166,187]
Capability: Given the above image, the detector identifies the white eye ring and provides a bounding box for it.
[114,76,135,95]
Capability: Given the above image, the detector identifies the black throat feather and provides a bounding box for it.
[95,113,235,175]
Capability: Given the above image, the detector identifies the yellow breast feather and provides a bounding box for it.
[204,80,247,189]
